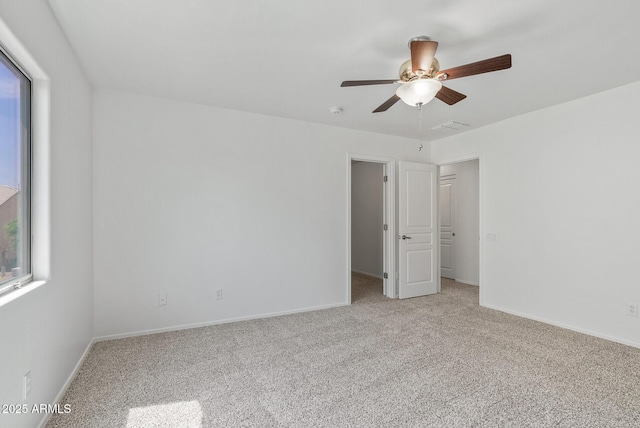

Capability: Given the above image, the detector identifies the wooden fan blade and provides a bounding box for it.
[341,79,397,87]
[373,94,401,113]
[410,40,439,74]
[437,54,511,81]
[435,86,467,105]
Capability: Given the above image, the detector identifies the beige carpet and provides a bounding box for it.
[47,276,640,427]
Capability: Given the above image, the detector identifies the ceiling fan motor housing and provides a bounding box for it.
[399,58,440,81]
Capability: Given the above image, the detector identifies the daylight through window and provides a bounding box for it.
[0,46,31,294]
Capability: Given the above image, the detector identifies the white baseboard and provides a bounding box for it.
[38,338,95,428]
[351,269,383,280]
[94,301,348,342]
[481,303,640,350]
[455,278,479,286]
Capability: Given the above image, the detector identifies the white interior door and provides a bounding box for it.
[398,161,438,299]
[440,176,456,279]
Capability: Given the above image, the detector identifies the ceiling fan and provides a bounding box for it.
[341,36,512,113]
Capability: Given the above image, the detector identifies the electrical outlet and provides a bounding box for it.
[23,371,31,400]
[158,292,167,306]
[627,302,638,317]
[215,289,223,300]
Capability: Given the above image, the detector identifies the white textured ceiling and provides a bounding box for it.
[48,0,640,141]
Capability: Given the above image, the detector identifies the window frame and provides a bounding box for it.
[0,44,33,297]
[0,16,51,308]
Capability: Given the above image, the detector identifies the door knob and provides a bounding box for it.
[401,235,412,240]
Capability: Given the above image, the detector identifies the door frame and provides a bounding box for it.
[347,153,396,302]
[437,155,483,303]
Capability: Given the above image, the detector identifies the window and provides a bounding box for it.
[0,46,31,295]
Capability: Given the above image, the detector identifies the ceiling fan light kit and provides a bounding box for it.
[341,36,512,114]
[396,79,442,108]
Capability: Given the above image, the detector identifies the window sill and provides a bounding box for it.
[0,280,47,308]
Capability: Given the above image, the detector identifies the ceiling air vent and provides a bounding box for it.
[431,121,470,132]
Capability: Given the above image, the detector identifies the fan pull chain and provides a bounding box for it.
[417,102,423,132]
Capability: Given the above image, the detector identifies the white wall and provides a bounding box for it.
[0,2,93,428]
[431,80,640,347]
[440,160,479,285]
[351,162,383,278]
[93,89,429,338]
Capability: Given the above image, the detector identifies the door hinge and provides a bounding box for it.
[383,273,388,279]
[383,224,388,231]
[383,175,388,182]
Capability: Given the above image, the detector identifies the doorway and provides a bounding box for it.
[346,154,395,303]
[439,159,480,287]
[351,160,384,301]
[440,175,456,279]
